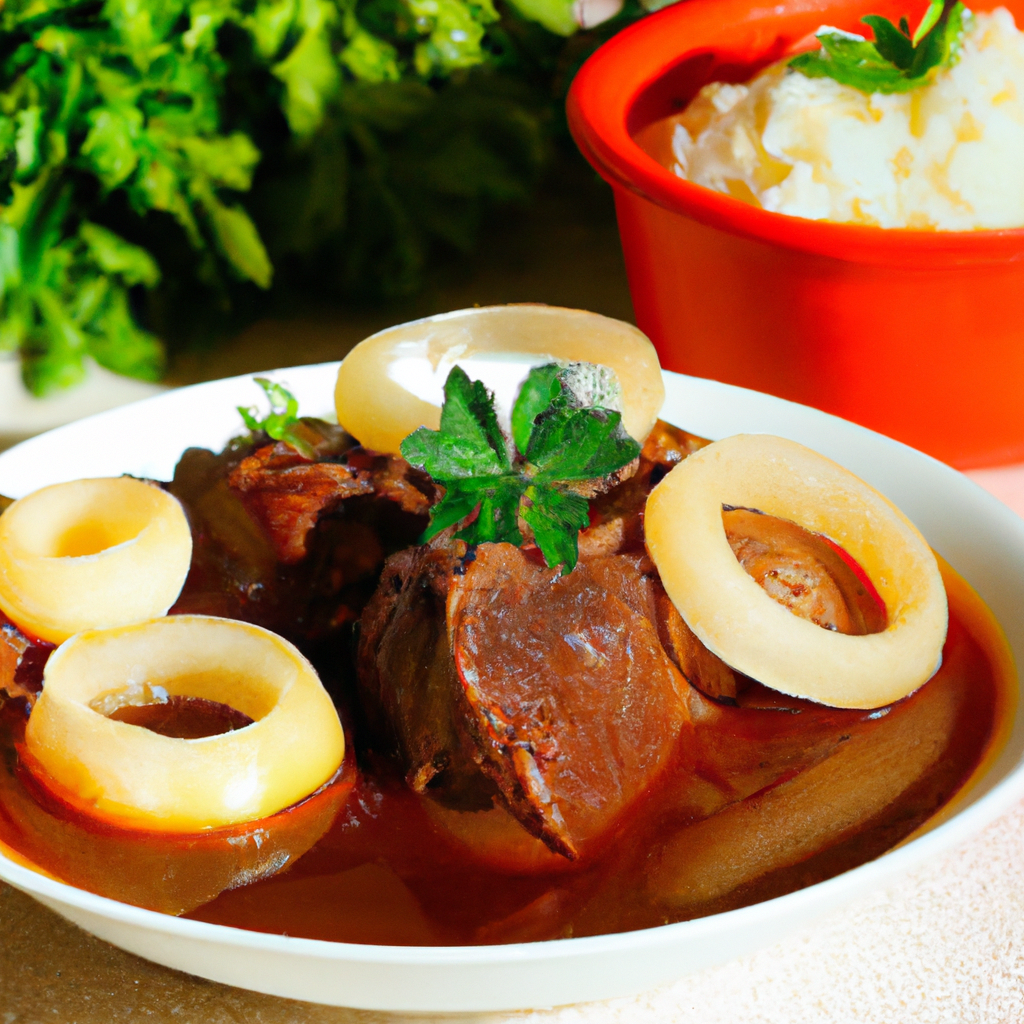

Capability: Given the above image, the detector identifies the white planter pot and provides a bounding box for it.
[0,355,165,450]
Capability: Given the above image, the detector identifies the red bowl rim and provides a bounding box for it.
[566,0,1024,267]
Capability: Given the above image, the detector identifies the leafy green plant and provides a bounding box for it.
[401,363,640,573]
[0,0,271,393]
[790,0,970,94]
[0,0,645,396]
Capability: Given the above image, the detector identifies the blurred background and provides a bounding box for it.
[0,0,651,448]
[6,0,1020,472]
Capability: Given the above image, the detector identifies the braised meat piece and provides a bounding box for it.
[357,532,888,864]
[578,420,709,560]
[356,541,478,802]
[228,442,433,565]
[655,593,739,702]
[168,421,433,647]
[359,541,691,859]
[357,420,896,864]
[228,443,375,564]
[723,507,886,635]
[167,436,281,625]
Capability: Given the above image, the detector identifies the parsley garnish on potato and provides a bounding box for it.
[401,364,641,574]
[790,0,971,93]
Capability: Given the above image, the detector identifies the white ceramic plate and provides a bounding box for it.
[0,364,1022,1013]
[0,354,164,449]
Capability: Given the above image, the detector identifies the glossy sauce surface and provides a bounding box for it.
[0,568,1010,943]
[184,567,1008,944]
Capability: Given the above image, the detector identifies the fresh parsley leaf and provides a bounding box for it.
[475,480,528,546]
[421,481,500,541]
[400,362,640,574]
[521,484,590,573]
[401,366,510,479]
[865,15,915,67]
[238,377,317,459]
[528,404,638,481]
[511,362,561,454]
[913,0,947,43]
[400,427,504,479]
[789,0,970,94]
[438,365,510,474]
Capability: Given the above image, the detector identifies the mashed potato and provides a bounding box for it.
[671,8,1024,229]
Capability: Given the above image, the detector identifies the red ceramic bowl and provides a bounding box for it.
[567,0,1024,468]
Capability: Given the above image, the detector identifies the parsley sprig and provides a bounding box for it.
[400,364,641,574]
[789,0,970,94]
[238,377,316,460]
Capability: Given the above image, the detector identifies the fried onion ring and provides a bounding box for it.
[0,477,192,643]
[645,434,947,709]
[25,615,345,830]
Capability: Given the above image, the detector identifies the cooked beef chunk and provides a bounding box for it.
[357,541,489,811]
[578,420,709,560]
[723,507,887,635]
[359,542,691,859]
[229,444,375,564]
[451,548,695,858]
[168,421,432,648]
[342,449,438,517]
[228,439,434,566]
[356,420,894,862]
[656,592,739,702]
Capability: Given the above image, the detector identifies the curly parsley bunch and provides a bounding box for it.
[0,0,640,396]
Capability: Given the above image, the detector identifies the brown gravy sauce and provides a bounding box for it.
[0,564,1008,945]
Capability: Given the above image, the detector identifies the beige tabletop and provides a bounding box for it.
[2,462,1024,1022]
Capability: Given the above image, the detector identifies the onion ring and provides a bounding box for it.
[645,434,948,708]
[0,477,192,643]
[334,305,665,455]
[25,615,346,830]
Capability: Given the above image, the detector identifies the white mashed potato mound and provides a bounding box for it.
[672,7,1024,229]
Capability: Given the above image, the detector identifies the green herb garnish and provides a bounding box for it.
[789,0,970,94]
[238,377,316,460]
[400,364,641,574]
